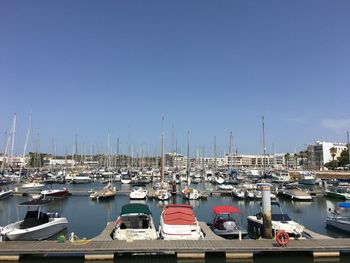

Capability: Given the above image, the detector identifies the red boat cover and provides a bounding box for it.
[212,205,240,214]
[163,205,196,225]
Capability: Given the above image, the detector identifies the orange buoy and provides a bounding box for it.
[275,230,289,246]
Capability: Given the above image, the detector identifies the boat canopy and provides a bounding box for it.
[163,204,196,225]
[120,203,152,215]
[339,202,350,208]
[212,205,240,214]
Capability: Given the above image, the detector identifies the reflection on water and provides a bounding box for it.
[2,181,350,239]
[2,181,350,262]
[19,253,350,263]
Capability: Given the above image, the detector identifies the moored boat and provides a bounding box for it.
[208,205,247,239]
[0,199,68,241]
[129,186,148,200]
[326,202,350,233]
[41,188,70,198]
[113,203,158,240]
[247,201,305,239]
[159,204,203,240]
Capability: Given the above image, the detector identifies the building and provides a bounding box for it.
[307,141,348,169]
[0,155,28,168]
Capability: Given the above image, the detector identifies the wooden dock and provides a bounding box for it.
[0,222,349,261]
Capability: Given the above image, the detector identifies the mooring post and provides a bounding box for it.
[261,184,273,239]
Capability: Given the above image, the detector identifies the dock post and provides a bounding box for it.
[85,254,114,261]
[313,251,340,258]
[177,252,205,259]
[261,184,273,239]
[0,255,20,261]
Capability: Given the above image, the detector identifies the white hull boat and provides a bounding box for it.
[113,203,158,240]
[0,200,68,241]
[159,204,203,240]
[326,202,350,233]
[129,187,148,200]
[247,201,304,238]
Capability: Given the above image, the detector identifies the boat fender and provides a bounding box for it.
[275,230,289,246]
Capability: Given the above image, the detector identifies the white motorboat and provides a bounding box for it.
[113,203,158,240]
[182,187,201,200]
[283,189,312,201]
[326,202,350,233]
[129,186,148,200]
[120,172,132,184]
[72,175,92,184]
[247,201,304,239]
[0,200,68,241]
[215,176,225,184]
[208,205,247,239]
[159,204,203,240]
[155,188,171,201]
[298,171,316,185]
[21,182,45,191]
[232,187,245,199]
[218,184,234,191]
[271,170,290,183]
[0,189,13,200]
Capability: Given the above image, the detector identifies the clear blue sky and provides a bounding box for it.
[1,0,350,156]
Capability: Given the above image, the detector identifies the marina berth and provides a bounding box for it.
[159,204,204,240]
[277,184,313,201]
[247,201,305,239]
[208,205,247,239]
[129,185,148,200]
[325,186,350,199]
[0,199,68,241]
[113,203,158,240]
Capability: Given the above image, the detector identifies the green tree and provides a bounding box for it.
[337,148,349,167]
[330,147,337,169]
[284,153,290,169]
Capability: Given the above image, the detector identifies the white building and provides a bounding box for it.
[49,158,76,166]
[0,155,28,168]
[307,141,347,168]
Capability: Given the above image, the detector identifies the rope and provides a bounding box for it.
[57,233,91,245]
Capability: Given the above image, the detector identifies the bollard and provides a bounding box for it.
[261,184,273,239]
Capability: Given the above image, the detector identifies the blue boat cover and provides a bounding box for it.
[339,202,350,208]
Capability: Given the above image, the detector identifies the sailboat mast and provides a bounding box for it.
[11,113,16,160]
[214,136,217,173]
[262,116,266,169]
[171,124,174,169]
[161,117,165,183]
[187,130,190,178]
[229,131,232,170]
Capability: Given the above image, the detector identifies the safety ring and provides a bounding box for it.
[275,230,289,246]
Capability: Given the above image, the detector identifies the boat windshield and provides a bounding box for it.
[120,214,150,229]
[20,210,49,229]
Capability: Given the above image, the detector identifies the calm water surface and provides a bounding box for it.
[1,181,350,262]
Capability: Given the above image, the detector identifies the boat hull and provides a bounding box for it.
[1,218,68,241]
[326,217,350,233]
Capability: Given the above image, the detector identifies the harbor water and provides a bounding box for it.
[1,181,350,262]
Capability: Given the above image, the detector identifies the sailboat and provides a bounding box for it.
[182,130,201,200]
[90,182,117,200]
[90,134,117,200]
[155,117,171,201]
